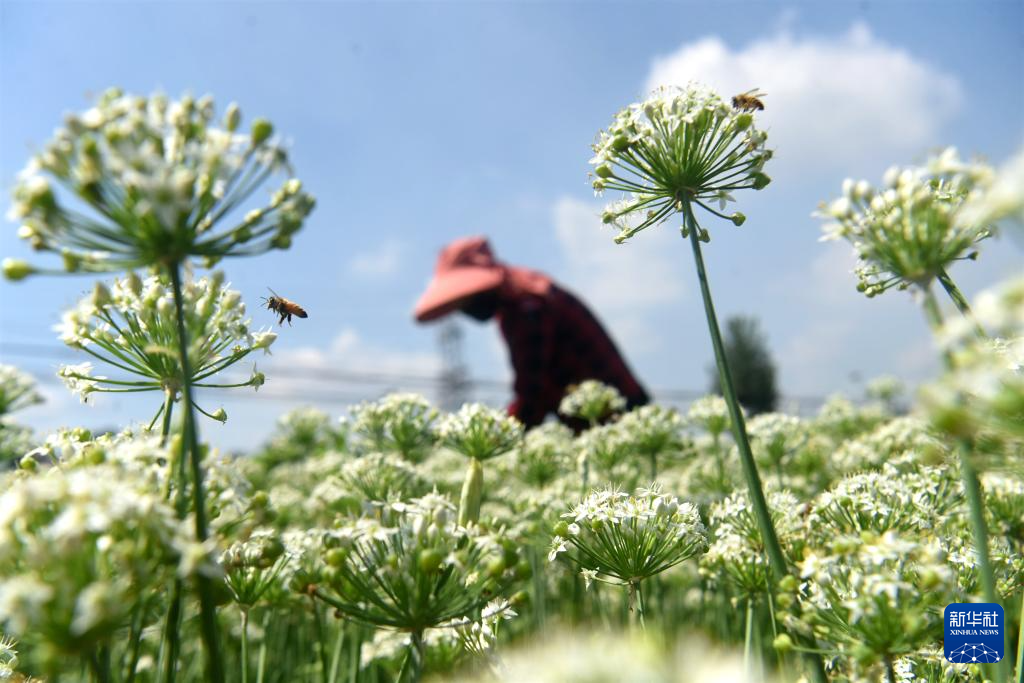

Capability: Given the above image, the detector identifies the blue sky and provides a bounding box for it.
[2,1,1022,450]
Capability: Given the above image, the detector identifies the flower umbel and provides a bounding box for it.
[818,147,995,297]
[550,485,707,586]
[54,271,270,423]
[590,84,771,243]
[6,88,315,275]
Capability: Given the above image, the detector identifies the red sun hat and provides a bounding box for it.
[413,236,507,322]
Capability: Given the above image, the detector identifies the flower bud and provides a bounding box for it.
[62,249,82,273]
[211,407,228,422]
[252,331,277,351]
[125,271,143,297]
[251,118,274,146]
[610,135,630,152]
[730,212,746,226]
[751,172,771,190]
[594,164,614,179]
[418,548,443,574]
[224,103,241,132]
[772,634,793,653]
[92,282,112,308]
[2,258,36,281]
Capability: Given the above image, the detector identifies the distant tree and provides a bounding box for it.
[708,316,778,415]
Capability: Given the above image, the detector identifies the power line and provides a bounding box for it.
[0,338,835,406]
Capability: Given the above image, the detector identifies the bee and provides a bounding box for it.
[732,89,766,111]
[262,288,308,326]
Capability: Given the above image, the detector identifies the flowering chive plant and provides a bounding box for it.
[923,276,1024,443]
[56,271,273,425]
[4,88,317,680]
[350,392,439,462]
[550,485,707,626]
[558,380,626,426]
[438,403,523,526]
[0,463,208,678]
[308,494,524,682]
[615,405,687,479]
[0,365,43,417]
[819,147,995,299]
[787,531,955,678]
[4,88,314,278]
[590,84,770,244]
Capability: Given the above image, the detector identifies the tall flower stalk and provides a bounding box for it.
[5,88,316,681]
[820,148,1007,682]
[437,404,523,526]
[590,83,825,682]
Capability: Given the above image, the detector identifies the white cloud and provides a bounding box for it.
[271,328,442,378]
[349,239,405,278]
[645,22,963,177]
[552,196,686,354]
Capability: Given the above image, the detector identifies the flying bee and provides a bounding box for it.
[732,89,766,111]
[262,288,308,326]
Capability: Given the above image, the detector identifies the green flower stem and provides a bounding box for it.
[160,390,175,445]
[938,268,986,338]
[683,201,828,683]
[191,400,224,422]
[168,263,224,683]
[397,630,425,683]
[884,655,896,683]
[257,611,271,683]
[90,648,111,683]
[634,581,647,630]
[458,457,484,526]
[683,206,785,575]
[124,602,146,683]
[920,286,1005,683]
[241,608,250,683]
[744,598,755,680]
[328,625,346,683]
[312,599,329,683]
[1015,593,1023,683]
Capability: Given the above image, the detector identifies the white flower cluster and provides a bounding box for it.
[819,147,995,297]
[0,465,202,647]
[793,531,954,666]
[55,272,271,406]
[746,412,805,468]
[349,392,438,461]
[590,84,771,243]
[5,88,315,276]
[702,489,805,596]
[831,416,943,474]
[221,528,288,608]
[313,493,524,632]
[551,485,707,585]
[807,464,958,541]
[0,366,43,417]
[510,422,574,487]
[557,380,626,424]
[437,403,523,461]
[923,276,1024,442]
[956,146,1024,229]
[687,395,732,437]
[311,451,427,516]
[616,405,686,458]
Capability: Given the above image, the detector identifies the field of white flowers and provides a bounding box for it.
[0,85,1021,683]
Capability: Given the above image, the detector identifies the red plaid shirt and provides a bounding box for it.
[497,284,649,427]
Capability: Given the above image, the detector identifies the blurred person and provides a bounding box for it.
[413,236,649,427]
